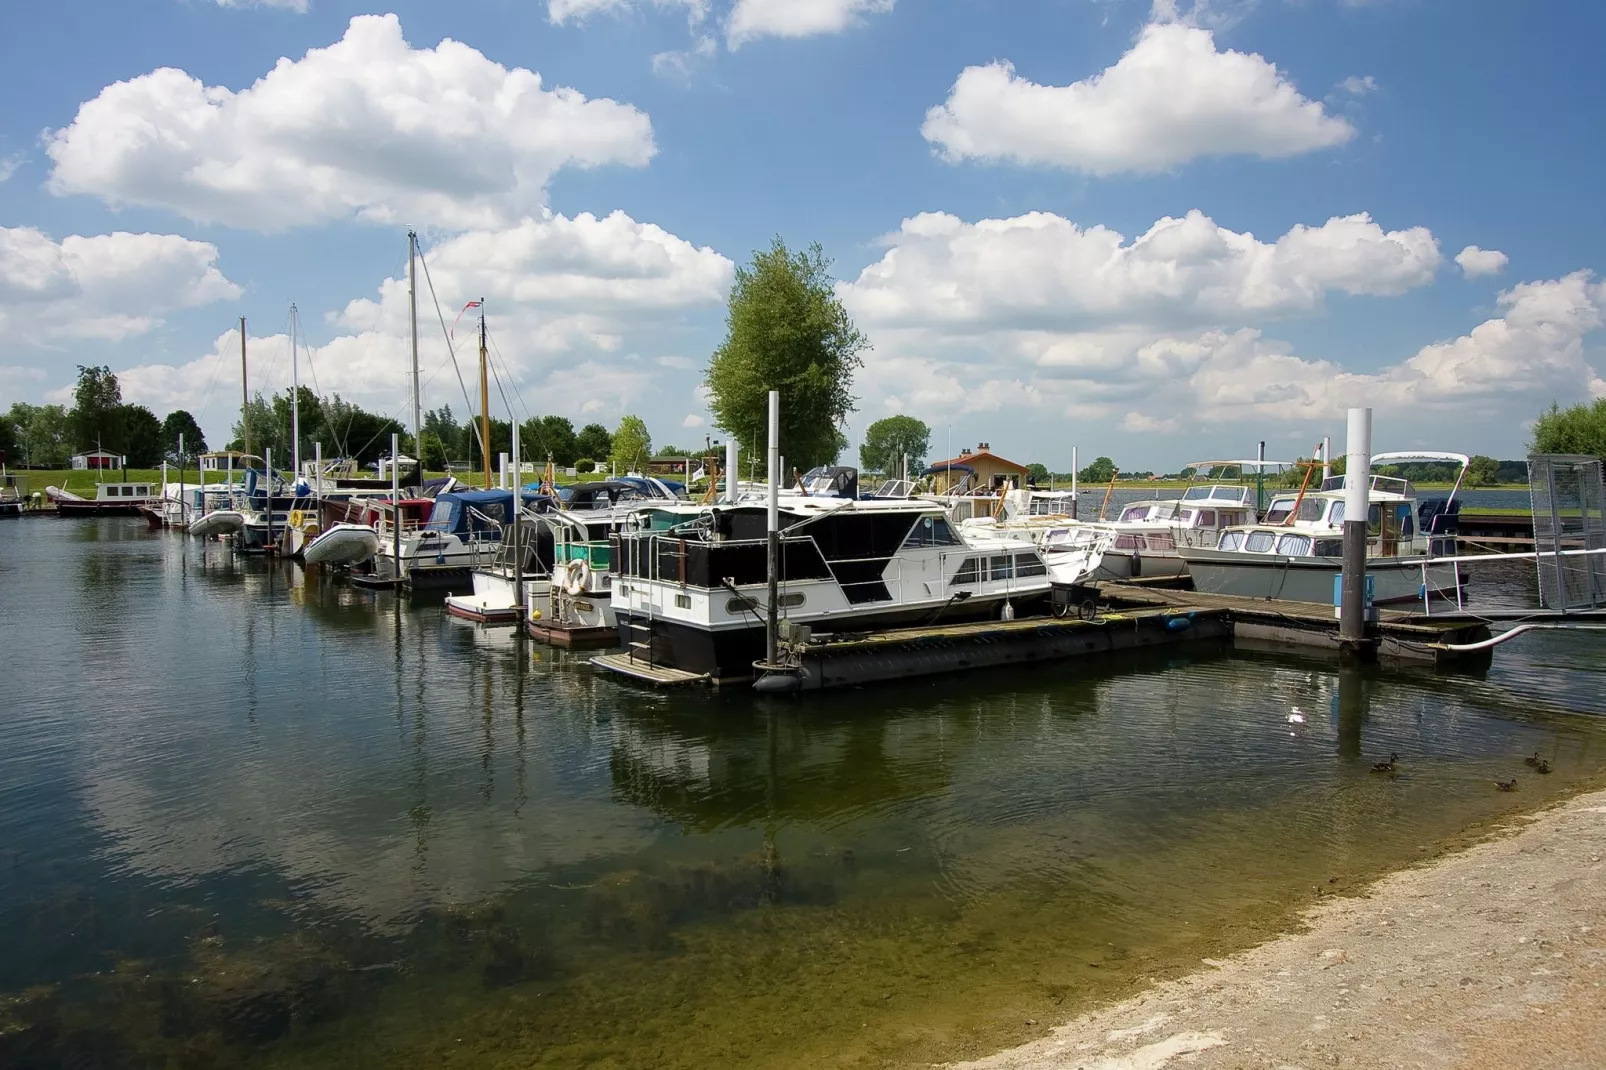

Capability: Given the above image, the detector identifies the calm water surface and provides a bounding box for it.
[2,517,1602,1068]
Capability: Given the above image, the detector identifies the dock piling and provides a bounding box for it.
[1339,408,1373,654]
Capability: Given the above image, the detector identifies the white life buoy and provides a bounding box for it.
[563,558,590,597]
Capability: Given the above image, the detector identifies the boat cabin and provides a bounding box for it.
[94,482,154,501]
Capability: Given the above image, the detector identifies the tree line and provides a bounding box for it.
[0,366,207,468]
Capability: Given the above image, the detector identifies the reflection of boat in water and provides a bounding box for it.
[1177,452,1467,605]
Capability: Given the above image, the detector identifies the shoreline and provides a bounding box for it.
[951,787,1606,1070]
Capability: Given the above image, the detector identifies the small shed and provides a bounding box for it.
[70,449,125,471]
[923,443,1029,494]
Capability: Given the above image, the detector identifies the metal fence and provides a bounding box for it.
[1529,454,1606,609]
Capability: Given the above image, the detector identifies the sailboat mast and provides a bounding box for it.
[290,304,301,478]
[240,316,249,458]
[408,231,422,458]
[479,299,491,491]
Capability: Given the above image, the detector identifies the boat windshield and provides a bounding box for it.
[1263,497,1329,525]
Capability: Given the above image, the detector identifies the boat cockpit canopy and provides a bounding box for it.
[797,466,859,499]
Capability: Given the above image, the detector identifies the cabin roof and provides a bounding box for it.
[925,447,1028,473]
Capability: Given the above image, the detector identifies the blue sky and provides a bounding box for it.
[3,0,1604,470]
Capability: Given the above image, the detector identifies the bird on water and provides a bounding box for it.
[1370,753,1399,774]
[1495,778,1518,792]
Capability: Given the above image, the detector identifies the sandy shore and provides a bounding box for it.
[952,788,1606,1070]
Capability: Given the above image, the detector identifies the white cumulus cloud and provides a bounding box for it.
[921,21,1354,175]
[727,0,893,48]
[114,211,731,445]
[1456,245,1509,278]
[0,225,240,344]
[549,0,709,24]
[841,209,1439,335]
[45,14,656,231]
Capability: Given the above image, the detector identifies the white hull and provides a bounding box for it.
[1179,548,1461,605]
[190,510,246,537]
[304,524,381,566]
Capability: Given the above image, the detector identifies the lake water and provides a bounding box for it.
[3,518,1602,1069]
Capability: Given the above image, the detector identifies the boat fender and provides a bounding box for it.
[753,670,803,694]
[1129,551,1142,578]
[1164,613,1194,632]
[529,608,543,621]
[564,558,590,597]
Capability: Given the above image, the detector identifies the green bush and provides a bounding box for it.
[574,458,596,474]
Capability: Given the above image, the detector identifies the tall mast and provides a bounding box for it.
[408,230,422,458]
[479,299,491,490]
[290,304,301,477]
[239,316,250,458]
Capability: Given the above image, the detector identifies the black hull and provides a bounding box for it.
[614,591,1049,681]
[54,502,150,517]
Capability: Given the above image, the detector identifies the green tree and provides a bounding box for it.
[1078,456,1117,483]
[0,414,16,463]
[576,422,612,461]
[161,410,208,458]
[609,415,652,474]
[1465,454,1500,486]
[231,393,282,460]
[522,415,579,466]
[574,458,596,474]
[69,365,123,451]
[1026,462,1050,484]
[9,403,71,466]
[1532,399,1606,460]
[419,431,449,471]
[859,414,930,475]
[117,405,165,467]
[423,405,465,461]
[705,239,868,472]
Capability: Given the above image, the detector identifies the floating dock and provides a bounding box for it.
[1091,582,1492,665]
[592,605,1230,691]
[528,618,618,649]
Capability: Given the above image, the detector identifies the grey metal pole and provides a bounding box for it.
[726,436,739,503]
[1339,408,1372,647]
[408,231,422,452]
[1071,445,1079,519]
[1256,439,1267,513]
[766,391,780,666]
[391,432,402,579]
[179,433,186,527]
[1321,435,1332,483]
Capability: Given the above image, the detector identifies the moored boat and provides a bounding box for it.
[1176,451,1467,606]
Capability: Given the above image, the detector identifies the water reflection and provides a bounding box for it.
[4,519,1606,1070]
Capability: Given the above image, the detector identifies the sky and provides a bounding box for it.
[2,0,1604,471]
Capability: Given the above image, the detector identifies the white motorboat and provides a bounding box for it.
[610,484,1054,680]
[303,522,382,566]
[1176,451,1467,605]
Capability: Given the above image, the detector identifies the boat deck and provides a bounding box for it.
[528,619,618,648]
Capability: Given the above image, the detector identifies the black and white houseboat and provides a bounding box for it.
[608,483,1053,681]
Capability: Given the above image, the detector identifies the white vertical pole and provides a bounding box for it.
[391,432,402,576]
[766,390,780,665]
[726,436,739,503]
[314,441,322,512]
[290,306,301,478]
[1322,435,1332,483]
[1071,445,1079,519]
[499,452,509,490]
[512,420,524,613]
[1339,408,1373,645]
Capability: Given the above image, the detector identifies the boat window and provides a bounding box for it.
[1180,509,1195,523]
[903,514,963,547]
[1313,539,1344,557]
[726,594,759,613]
[425,498,459,531]
[1329,502,1379,527]
[953,557,981,585]
[1113,534,1139,550]
[1275,534,1312,556]
[1244,530,1276,553]
[989,555,1013,581]
[674,593,692,609]
[137,486,149,495]
[1145,532,1176,551]
[1218,530,1246,551]
[1263,499,1295,524]
[779,592,806,608]
[1196,510,1216,527]
[1014,553,1048,577]
[1119,505,1151,522]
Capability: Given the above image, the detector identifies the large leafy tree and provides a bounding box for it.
[1078,456,1118,484]
[8,403,71,466]
[69,365,123,451]
[609,415,652,474]
[0,414,15,463]
[522,415,579,466]
[859,415,930,475]
[1465,454,1501,486]
[705,239,868,472]
[118,405,165,467]
[576,422,612,462]
[161,410,208,458]
[230,393,282,460]
[1533,399,1606,460]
